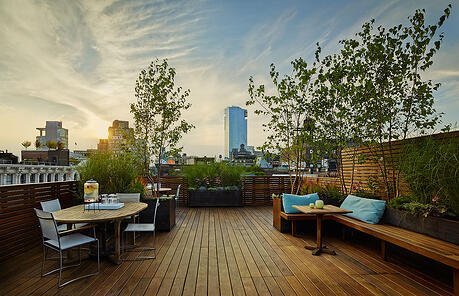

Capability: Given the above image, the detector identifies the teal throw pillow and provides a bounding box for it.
[282,193,319,214]
[340,195,386,224]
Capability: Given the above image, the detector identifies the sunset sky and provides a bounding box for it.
[1,0,458,158]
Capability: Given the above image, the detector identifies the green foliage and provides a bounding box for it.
[389,196,450,218]
[46,140,57,149]
[398,136,459,215]
[329,6,451,199]
[301,183,346,205]
[388,195,413,209]
[247,57,320,194]
[182,163,257,189]
[21,141,31,149]
[352,190,379,200]
[77,151,144,195]
[130,58,194,177]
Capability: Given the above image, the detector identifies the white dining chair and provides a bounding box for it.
[116,193,141,203]
[35,208,100,287]
[121,198,159,260]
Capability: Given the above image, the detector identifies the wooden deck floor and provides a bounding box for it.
[0,206,453,296]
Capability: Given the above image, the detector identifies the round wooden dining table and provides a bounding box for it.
[53,202,147,264]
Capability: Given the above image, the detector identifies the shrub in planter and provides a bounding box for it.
[398,136,459,216]
[182,163,254,206]
[77,151,144,196]
[301,183,346,206]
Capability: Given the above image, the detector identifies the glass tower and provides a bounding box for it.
[224,106,247,158]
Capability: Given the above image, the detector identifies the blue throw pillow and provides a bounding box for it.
[340,195,386,224]
[282,193,319,214]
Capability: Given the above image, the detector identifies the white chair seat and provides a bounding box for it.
[45,233,97,250]
[57,224,68,232]
[75,223,89,228]
[125,223,155,232]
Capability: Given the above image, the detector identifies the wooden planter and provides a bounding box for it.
[140,197,176,231]
[188,189,242,207]
[383,207,459,244]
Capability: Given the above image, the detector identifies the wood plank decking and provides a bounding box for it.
[0,206,453,296]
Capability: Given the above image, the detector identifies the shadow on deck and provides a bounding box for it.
[0,206,453,295]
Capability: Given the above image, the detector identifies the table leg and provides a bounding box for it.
[114,219,121,264]
[305,214,336,256]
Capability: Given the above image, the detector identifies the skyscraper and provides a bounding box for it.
[224,106,247,158]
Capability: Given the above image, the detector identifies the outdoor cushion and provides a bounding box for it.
[282,193,319,214]
[340,195,386,224]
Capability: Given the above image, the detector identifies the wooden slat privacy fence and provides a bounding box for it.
[241,176,291,206]
[0,181,78,262]
[336,130,459,198]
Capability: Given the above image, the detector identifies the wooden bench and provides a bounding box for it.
[329,214,459,295]
[279,211,314,236]
[273,198,314,235]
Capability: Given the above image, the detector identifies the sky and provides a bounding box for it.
[1,0,458,158]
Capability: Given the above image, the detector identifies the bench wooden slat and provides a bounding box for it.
[330,215,459,270]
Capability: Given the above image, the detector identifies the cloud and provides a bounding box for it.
[0,0,458,158]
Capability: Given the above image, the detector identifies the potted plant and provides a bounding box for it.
[384,136,459,244]
[183,163,247,207]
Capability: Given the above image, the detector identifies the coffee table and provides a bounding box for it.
[293,205,352,255]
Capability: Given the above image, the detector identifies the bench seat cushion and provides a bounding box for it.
[340,195,386,224]
[282,193,319,214]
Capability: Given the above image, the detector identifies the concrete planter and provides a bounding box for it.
[188,189,242,207]
[383,207,459,244]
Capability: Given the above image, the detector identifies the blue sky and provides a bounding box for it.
[0,0,458,157]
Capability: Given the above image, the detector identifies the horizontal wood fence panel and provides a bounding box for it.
[0,181,78,262]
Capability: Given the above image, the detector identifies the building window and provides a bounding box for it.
[20,174,26,184]
[39,174,44,183]
[30,174,36,183]
[47,174,52,182]
[55,174,59,182]
[63,174,67,181]
[5,174,13,185]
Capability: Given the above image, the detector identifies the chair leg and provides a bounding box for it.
[41,246,46,277]
[57,240,100,288]
[58,250,63,287]
[121,232,156,261]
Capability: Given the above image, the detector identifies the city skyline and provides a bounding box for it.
[1,1,458,158]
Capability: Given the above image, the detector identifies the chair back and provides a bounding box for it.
[35,208,59,242]
[175,185,181,199]
[152,198,160,226]
[41,199,62,213]
[117,193,140,203]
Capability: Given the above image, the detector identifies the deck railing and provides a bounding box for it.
[0,181,78,262]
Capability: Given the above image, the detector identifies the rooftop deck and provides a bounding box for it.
[0,206,453,296]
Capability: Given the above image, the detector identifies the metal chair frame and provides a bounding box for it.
[35,208,100,287]
[121,198,160,260]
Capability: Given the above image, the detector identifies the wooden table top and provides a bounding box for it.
[293,205,352,215]
[53,202,148,223]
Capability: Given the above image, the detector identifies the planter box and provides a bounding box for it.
[383,207,459,244]
[140,197,176,231]
[188,190,242,207]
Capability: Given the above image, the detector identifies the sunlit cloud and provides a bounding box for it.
[0,0,458,157]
